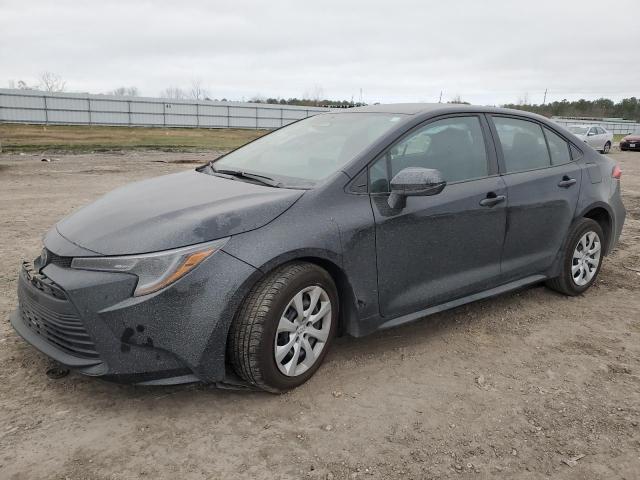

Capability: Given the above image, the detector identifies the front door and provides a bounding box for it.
[369,115,507,319]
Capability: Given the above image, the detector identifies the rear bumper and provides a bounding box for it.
[609,182,626,254]
[11,248,260,385]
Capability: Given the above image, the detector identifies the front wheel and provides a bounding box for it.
[546,218,604,296]
[228,262,338,392]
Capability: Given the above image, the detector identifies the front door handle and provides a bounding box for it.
[558,176,577,188]
[479,194,506,207]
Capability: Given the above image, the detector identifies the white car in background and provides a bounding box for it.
[567,125,613,154]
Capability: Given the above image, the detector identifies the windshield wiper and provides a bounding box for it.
[210,165,281,188]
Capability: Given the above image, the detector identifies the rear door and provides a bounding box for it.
[586,127,600,149]
[598,127,610,149]
[489,116,582,281]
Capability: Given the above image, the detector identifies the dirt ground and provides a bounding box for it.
[1,150,639,480]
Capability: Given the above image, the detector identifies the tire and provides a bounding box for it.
[228,262,338,393]
[546,218,604,296]
[603,141,611,154]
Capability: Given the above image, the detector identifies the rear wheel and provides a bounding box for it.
[603,141,611,154]
[546,218,604,296]
[228,262,338,392]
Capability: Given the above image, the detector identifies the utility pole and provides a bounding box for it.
[543,88,548,105]
[438,91,443,103]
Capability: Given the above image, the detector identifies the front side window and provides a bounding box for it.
[544,127,571,165]
[369,116,489,192]
[493,117,551,173]
[214,113,405,186]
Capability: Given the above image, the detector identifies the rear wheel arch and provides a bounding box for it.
[582,206,612,254]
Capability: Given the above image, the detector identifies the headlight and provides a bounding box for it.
[71,238,229,296]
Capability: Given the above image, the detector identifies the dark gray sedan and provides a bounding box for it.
[11,104,626,392]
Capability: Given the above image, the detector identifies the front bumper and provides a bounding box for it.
[620,141,640,151]
[11,248,259,385]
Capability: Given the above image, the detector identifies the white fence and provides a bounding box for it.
[0,89,329,129]
[553,117,640,135]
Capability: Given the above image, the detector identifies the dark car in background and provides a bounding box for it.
[11,104,626,392]
[620,129,640,151]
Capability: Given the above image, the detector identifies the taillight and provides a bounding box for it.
[612,165,622,179]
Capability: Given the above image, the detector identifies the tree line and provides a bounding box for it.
[503,97,640,122]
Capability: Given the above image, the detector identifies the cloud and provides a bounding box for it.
[1,0,638,104]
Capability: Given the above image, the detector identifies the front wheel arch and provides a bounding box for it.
[250,253,359,338]
[227,261,340,391]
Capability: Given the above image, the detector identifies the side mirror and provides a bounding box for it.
[587,130,596,136]
[388,167,446,209]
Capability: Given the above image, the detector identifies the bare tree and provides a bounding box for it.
[108,86,139,97]
[17,80,35,90]
[39,72,66,92]
[448,95,470,105]
[189,79,209,100]
[160,87,187,99]
[517,92,530,106]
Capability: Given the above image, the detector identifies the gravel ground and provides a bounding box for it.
[1,150,639,480]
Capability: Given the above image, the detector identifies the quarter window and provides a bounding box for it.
[369,116,489,192]
[493,117,551,173]
[543,127,571,165]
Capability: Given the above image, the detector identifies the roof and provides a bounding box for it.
[338,103,551,121]
[344,103,449,114]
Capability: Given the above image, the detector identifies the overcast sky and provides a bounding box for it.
[1,0,639,105]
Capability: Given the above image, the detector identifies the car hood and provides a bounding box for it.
[623,135,640,142]
[55,170,304,255]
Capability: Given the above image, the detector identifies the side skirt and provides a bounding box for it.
[377,274,547,331]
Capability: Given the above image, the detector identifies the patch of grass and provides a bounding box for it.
[0,123,267,153]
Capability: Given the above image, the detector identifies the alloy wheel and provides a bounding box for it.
[274,286,332,377]
[571,231,601,286]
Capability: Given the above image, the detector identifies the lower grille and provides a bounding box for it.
[18,271,100,359]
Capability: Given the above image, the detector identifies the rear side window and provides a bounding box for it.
[543,127,572,165]
[570,144,583,160]
[493,117,551,173]
[369,116,489,192]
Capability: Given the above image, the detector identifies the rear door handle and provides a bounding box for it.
[479,194,506,207]
[558,177,577,188]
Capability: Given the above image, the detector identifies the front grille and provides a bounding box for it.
[45,249,73,268]
[18,270,100,359]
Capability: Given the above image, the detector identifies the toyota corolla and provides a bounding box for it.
[11,104,626,392]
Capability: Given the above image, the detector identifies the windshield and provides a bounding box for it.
[213,113,406,185]
[568,126,589,135]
